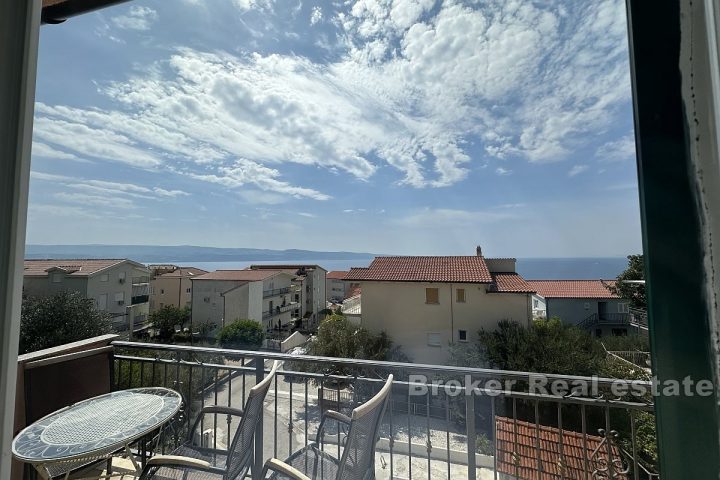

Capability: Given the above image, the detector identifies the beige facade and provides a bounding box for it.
[191,270,296,334]
[23,259,151,333]
[149,266,207,312]
[359,281,532,365]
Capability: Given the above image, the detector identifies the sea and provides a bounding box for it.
[177,257,629,280]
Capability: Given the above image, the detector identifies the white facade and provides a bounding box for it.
[191,271,295,334]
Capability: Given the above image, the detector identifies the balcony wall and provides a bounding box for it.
[12,334,118,480]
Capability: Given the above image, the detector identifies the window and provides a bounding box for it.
[595,329,602,338]
[114,292,125,304]
[533,299,539,308]
[51,273,62,283]
[456,288,465,303]
[427,332,442,347]
[612,328,628,336]
[458,330,468,342]
[584,302,590,310]
[100,274,108,282]
[618,302,630,313]
[160,289,164,294]
[186,288,191,293]
[97,294,107,311]
[160,303,164,308]
[425,288,439,304]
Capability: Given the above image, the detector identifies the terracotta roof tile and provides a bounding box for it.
[326,271,349,280]
[24,259,126,277]
[495,417,627,480]
[192,270,286,281]
[491,273,535,293]
[526,280,618,299]
[344,256,493,283]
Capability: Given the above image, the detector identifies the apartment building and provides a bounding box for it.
[345,250,534,365]
[249,264,327,327]
[149,265,207,312]
[23,259,151,332]
[191,269,296,333]
[326,271,349,302]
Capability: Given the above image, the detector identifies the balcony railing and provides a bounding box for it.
[263,287,290,298]
[132,276,150,285]
[111,341,660,480]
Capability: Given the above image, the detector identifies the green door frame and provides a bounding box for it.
[627,0,720,477]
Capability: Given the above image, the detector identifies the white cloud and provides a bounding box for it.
[310,6,323,25]
[596,134,636,162]
[30,171,190,208]
[568,165,589,177]
[111,6,158,31]
[298,212,316,217]
[31,142,80,161]
[29,204,102,220]
[495,167,512,176]
[396,207,518,228]
[35,0,631,198]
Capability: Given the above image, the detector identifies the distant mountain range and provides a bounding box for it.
[24,245,378,263]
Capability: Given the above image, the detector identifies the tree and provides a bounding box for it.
[216,319,265,349]
[608,254,646,309]
[20,291,112,354]
[451,318,604,376]
[307,314,393,361]
[150,305,190,340]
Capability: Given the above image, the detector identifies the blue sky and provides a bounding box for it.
[26,0,641,257]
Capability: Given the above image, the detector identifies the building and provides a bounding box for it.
[190,269,296,334]
[340,292,361,325]
[527,280,631,336]
[344,250,534,365]
[148,265,207,312]
[326,270,349,302]
[23,259,151,333]
[249,264,327,328]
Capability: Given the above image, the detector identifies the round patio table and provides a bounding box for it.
[12,387,182,479]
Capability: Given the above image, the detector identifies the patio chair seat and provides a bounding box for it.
[145,465,224,480]
[268,444,340,479]
[172,444,229,469]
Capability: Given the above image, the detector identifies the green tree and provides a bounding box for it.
[608,254,646,309]
[20,291,112,354]
[307,314,393,361]
[216,319,265,349]
[451,318,604,376]
[150,305,191,340]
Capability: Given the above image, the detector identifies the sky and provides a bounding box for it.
[26,0,642,257]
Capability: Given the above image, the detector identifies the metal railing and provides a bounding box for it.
[111,341,659,480]
[608,350,652,369]
[263,287,290,298]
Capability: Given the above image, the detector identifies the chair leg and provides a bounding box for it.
[106,458,112,475]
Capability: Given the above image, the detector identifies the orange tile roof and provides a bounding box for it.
[24,259,126,277]
[344,256,493,283]
[192,270,285,281]
[495,417,627,480]
[490,273,535,293]
[526,280,618,299]
[326,271,349,280]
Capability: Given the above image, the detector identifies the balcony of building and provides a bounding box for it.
[263,287,290,299]
[11,335,660,480]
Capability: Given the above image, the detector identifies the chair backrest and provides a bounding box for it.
[225,360,280,480]
[337,375,393,480]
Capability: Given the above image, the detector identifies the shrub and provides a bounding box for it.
[150,305,190,340]
[216,319,265,349]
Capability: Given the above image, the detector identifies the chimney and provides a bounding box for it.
[476,246,482,257]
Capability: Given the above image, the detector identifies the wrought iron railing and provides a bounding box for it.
[110,341,659,480]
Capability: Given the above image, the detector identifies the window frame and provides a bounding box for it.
[425,287,439,304]
[456,288,466,303]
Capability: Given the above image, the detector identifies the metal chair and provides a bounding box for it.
[262,374,393,480]
[140,360,281,480]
